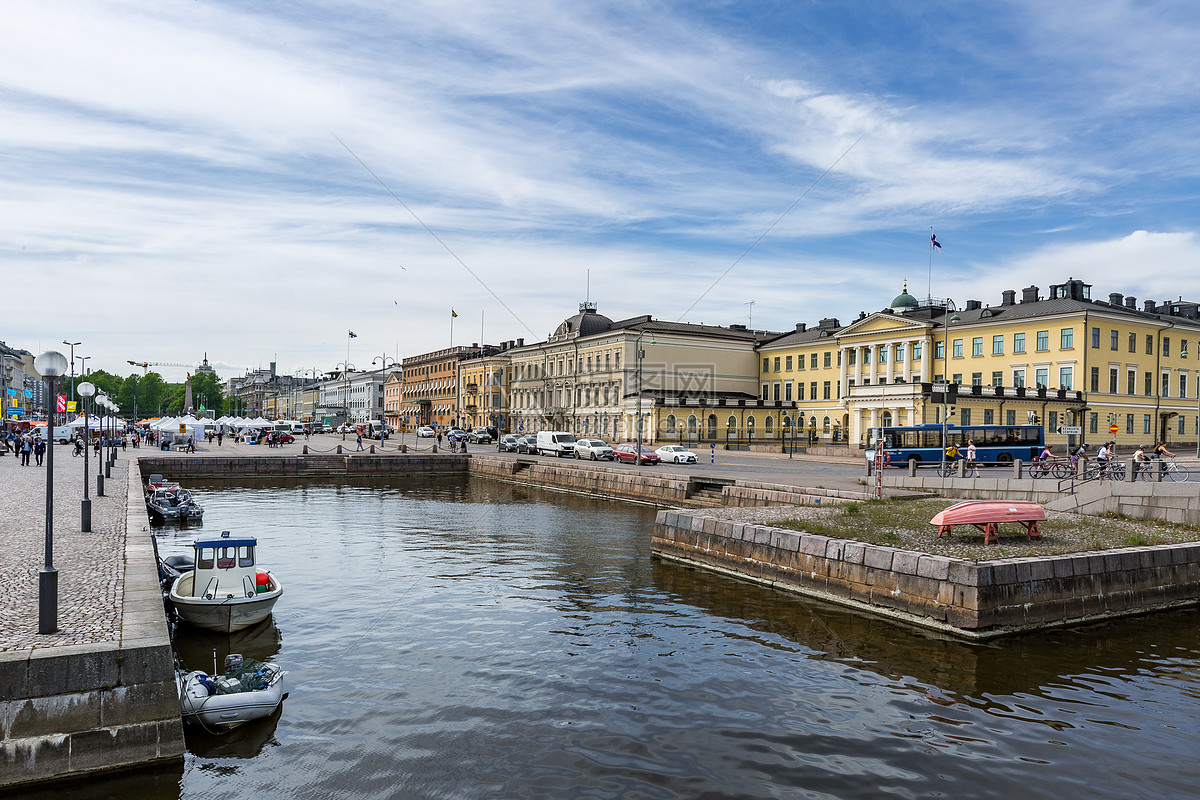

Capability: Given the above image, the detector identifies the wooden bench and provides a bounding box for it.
[929,500,1045,545]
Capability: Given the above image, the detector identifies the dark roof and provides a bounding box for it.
[610,316,773,342]
[931,297,1200,330]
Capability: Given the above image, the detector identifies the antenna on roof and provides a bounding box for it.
[745,300,755,330]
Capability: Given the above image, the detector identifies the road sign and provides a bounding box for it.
[9,406,24,414]
[1056,426,1081,435]
[57,394,66,412]
[67,400,77,412]
[1109,423,1119,434]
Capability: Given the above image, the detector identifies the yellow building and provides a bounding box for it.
[383,371,403,431]
[758,279,1200,453]
[458,350,512,431]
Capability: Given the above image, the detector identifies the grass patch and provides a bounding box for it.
[761,497,1200,559]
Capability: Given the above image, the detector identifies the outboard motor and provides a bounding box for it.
[224,653,244,676]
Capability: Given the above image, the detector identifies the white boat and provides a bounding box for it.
[147,486,205,521]
[179,653,286,729]
[169,531,283,633]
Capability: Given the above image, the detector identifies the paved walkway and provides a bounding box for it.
[0,443,129,651]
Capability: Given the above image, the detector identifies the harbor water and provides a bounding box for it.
[27,475,1200,799]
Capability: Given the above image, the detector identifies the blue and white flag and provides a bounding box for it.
[348,330,358,338]
[931,232,943,252]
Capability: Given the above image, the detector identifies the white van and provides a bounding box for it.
[536,430,576,458]
[32,425,76,444]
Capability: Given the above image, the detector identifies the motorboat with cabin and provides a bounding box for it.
[168,531,283,633]
[147,485,204,521]
[179,652,286,729]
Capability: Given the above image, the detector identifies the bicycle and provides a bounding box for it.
[1136,458,1188,482]
[1029,457,1073,479]
[1086,460,1126,481]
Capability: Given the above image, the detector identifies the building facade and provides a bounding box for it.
[458,349,512,431]
[319,368,389,424]
[383,371,403,431]
[757,279,1200,451]
[507,303,787,443]
[401,345,485,429]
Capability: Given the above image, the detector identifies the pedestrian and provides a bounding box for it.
[437,432,443,448]
[356,432,364,451]
[187,435,195,453]
[22,436,33,466]
[217,430,223,447]
[34,437,46,466]
[965,438,980,477]
[121,437,127,451]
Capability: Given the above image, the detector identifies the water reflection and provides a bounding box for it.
[13,475,1197,800]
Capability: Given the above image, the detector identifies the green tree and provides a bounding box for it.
[117,375,140,418]
[86,370,123,399]
[191,371,225,414]
[137,372,168,416]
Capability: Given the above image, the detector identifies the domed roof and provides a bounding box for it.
[891,281,918,312]
[554,303,613,338]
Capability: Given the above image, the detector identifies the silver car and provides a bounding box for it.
[573,438,615,460]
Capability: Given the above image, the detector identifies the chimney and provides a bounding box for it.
[965,300,981,311]
[1001,290,1016,306]
[270,361,276,378]
[1124,296,1137,309]
[1021,286,1039,303]
[1144,300,1156,313]
[729,323,747,331]
[1109,292,1124,306]
[795,323,807,332]
[819,317,840,329]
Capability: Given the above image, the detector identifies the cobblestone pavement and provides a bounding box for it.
[0,442,129,651]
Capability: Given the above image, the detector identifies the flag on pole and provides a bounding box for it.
[348,330,358,338]
[931,232,943,252]
[451,309,458,318]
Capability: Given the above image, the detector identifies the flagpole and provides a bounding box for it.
[450,311,454,348]
[927,226,933,302]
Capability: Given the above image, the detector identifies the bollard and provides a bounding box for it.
[1155,459,1165,482]
[908,458,917,478]
[97,471,105,497]
[370,445,376,454]
[401,444,408,453]
[1013,459,1023,479]
[82,498,91,532]
[956,459,966,478]
[1125,457,1136,482]
[303,445,308,454]
[432,445,438,453]
[337,445,343,454]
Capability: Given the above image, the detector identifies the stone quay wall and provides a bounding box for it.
[1,460,183,791]
[652,510,1200,638]
[136,453,469,480]
[469,456,690,504]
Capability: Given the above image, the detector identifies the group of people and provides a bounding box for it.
[1038,440,1176,477]
[3,431,46,466]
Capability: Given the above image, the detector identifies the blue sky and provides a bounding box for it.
[4,0,1199,383]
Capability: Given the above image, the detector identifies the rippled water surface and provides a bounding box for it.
[39,476,1200,799]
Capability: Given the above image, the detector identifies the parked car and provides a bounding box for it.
[614,443,660,465]
[498,434,521,452]
[470,428,493,444]
[417,426,436,438]
[517,435,539,455]
[274,432,296,444]
[656,445,698,464]
[536,430,576,458]
[574,438,615,460]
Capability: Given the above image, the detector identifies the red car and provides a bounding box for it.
[269,432,295,444]
[614,443,660,465]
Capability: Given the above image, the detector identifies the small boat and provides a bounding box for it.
[179,653,286,729]
[146,473,180,496]
[148,485,204,521]
[930,500,1045,544]
[169,531,283,633]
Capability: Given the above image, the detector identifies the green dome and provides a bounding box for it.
[891,284,918,311]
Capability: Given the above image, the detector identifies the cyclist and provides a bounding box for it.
[1153,441,1175,460]
[1095,442,1111,477]
[1132,445,1148,478]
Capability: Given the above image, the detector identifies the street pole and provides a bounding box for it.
[35,351,68,634]
[78,381,95,532]
[940,301,959,477]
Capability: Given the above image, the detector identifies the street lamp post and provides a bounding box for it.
[34,350,68,634]
[78,381,95,532]
[939,302,960,476]
[635,329,649,460]
[62,341,81,403]
[111,405,120,470]
[96,395,108,495]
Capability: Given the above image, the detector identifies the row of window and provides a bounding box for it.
[663,412,843,433]
[516,351,623,381]
[763,344,929,373]
[761,381,836,402]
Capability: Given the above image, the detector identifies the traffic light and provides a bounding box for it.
[1028,411,1039,424]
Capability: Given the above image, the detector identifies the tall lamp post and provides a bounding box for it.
[634,329,656,461]
[96,394,108,495]
[110,404,120,470]
[78,381,95,531]
[34,350,68,634]
[939,301,960,476]
[62,341,81,403]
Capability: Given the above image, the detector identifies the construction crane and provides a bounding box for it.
[128,360,193,376]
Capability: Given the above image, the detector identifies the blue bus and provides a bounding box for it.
[866,424,1044,468]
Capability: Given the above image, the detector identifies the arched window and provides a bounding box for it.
[765,416,774,435]
[687,414,697,432]
[746,415,756,438]
[708,414,718,438]
[809,416,817,428]
[823,415,831,433]
[881,410,893,428]
[727,415,738,431]
[666,413,677,430]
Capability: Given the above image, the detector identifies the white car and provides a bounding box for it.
[417,426,435,438]
[656,445,698,464]
[573,438,615,460]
